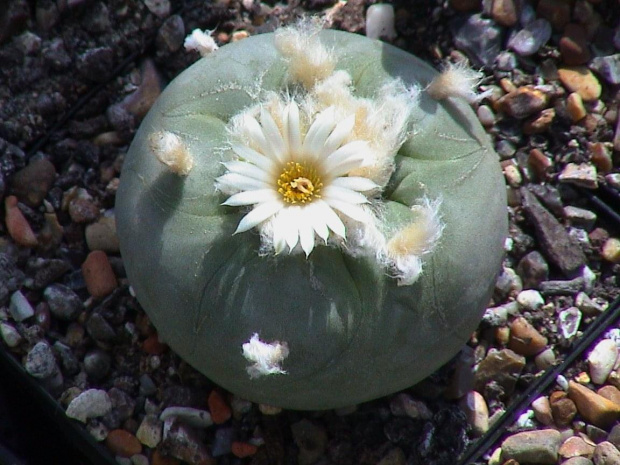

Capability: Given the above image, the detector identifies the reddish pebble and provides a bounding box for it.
[208,390,232,424]
[81,250,118,298]
[231,441,258,458]
[4,196,38,248]
[142,333,168,355]
[105,429,142,457]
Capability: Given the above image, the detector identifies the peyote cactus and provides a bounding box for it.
[116,23,507,410]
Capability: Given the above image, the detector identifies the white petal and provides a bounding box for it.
[323,185,369,205]
[313,199,345,238]
[231,143,276,173]
[302,107,336,160]
[306,203,329,242]
[216,173,271,191]
[272,217,287,254]
[243,115,271,156]
[273,208,300,252]
[325,199,370,223]
[260,107,286,162]
[325,141,368,167]
[320,114,355,158]
[234,200,283,233]
[330,176,379,192]
[223,160,270,181]
[327,157,366,178]
[285,102,302,158]
[222,189,278,206]
[299,217,315,257]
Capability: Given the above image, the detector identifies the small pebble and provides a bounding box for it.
[558,163,598,189]
[143,0,170,18]
[450,14,503,67]
[160,420,212,464]
[4,196,38,248]
[208,390,232,424]
[25,341,58,379]
[105,429,142,458]
[549,391,577,427]
[597,386,620,406]
[560,23,592,65]
[10,158,56,207]
[588,339,618,385]
[0,322,23,348]
[474,348,526,395]
[159,406,213,428]
[44,284,83,320]
[589,142,613,174]
[536,0,570,30]
[567,92,587,122]
[85,214,120,253]
[477,105,495,126]
[499,86,549,119]
[558,67,602,102]
[527,148,552,180]
[535,348,557,370]
[211,427,234,457]
[590,55,620,85]
[558,436,595,460]
[459,390,489,436]
[568,381,620,429]
[531,396,554,426]
[593,442,620,465]
[507,19,552,56]
[564,206,597,231]
[501,429,561,463]
[66,389,112,423]
[490,0,517,27]
[523,108,555,134]
[516,289,544,311]
[231,441,258,458]
[136,414,162,448]
[516,251,549,289]
[53,341,80,375]
[84,348,112,381]
[601,238,620,263]
[365,4,396,41]
[558,307,583,340]
[576,293,606,315]
[9,290,34,321]
[390,393,432,420]
[87,420,109,442]
[82,250,118,298]
[508,317,548,356]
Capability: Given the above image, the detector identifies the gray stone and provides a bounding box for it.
[575,292,606,315]
[139,374,157,397]
[53,341,80,375]
[160,420,212,464]
[521,189,586,278]
[86,313,116,341]
[495,51,517,71]
[593,442,620,465]
[559,163,598,189]
[25,341,58,379]
[450,14,503,67]
[156,14,185,54]
[44,284,82,320]
[65,389,112,423]
[540,277,584,295]
[563,457,594,465]
[0,322,23,348]
[86,419,109,442]
[590,55,620,85]
[508,19,552,56]
[9,290,34,321]
[84,349,112,381]
[0,253,24,306]
[143,0,170,18]
[501,429,561,463]
[390,393,432,420]
[564,206,597,231]
[159,406,212,428]
[102,387,136,428]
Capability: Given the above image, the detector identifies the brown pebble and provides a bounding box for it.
[491,0,518,27]
[560,24,592,65]
[527,148,552,181]
[4,196,38,248]
[558,67,602,102]
[499,86,548,119]
[549,391,577,427]
[601,238,620,264]
[10,158,56,207]
[69,197,100,223]
[589,142,612,174]
[566,93,587,122]
[558,163,598,189]
[593,441,620,465]
[568,381,620,429]
[85,215,120,253]
[119,59,163,121]
[508,317,547,356]
[105,429,142,457]
[142,333,168,355]
[152,450,181,465]
[597,385,620,405]
[537,0,571,30]
[523,108,555,134]
[82,251,118,298]
[532,396,554,426]
[559,436,595,460]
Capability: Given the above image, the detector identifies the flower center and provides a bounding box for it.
[277,162,322,204]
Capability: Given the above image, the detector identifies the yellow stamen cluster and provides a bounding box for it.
[277,162,322,204]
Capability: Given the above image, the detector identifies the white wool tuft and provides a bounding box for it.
[149,131,193,176]
[184,28,218,57]
[242,333,289,379]
[426,61,488,104]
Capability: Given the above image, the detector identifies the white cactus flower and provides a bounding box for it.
[216,98,379,257]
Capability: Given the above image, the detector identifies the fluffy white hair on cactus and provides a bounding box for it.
[242,334,289,379]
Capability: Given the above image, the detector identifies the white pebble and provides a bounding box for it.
[558,307,582,340]
[365,4,397,41]
[556,375,569,391]
[66,389,112,423]
[516,289,544,311]
[9,290,34,321]
[588,339,618,384]
[159,406,213,428]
